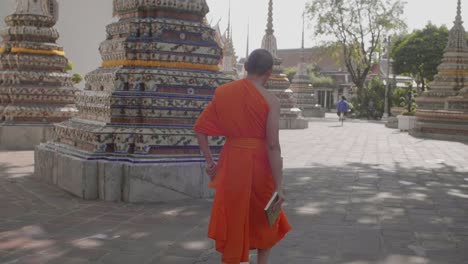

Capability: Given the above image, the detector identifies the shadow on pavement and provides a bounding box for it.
[277,162,468,264]
[0,159,467,263]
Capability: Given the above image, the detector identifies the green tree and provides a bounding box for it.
[72,73,84,84]
[282,64,334,85]
[65,61,74,72]
[306,0,406,101]
[392,23,449,92]
[392,87,407,107]
[64,60,83,84]
[351,77,386,119]
[309,72,333,86]
[284,67,297,81]
[399,84,417,115]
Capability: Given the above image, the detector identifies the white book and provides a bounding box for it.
[264,192,280,227]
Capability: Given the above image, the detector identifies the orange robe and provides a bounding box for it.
[194,79,291,264]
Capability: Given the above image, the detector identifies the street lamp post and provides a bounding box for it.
[382,36,391,121]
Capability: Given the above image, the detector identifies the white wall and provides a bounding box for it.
[0,0,115,88]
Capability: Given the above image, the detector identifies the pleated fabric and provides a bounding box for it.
[194,79,291,264]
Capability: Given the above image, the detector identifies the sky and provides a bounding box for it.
[206,0,461,58]
[0,0,463,87]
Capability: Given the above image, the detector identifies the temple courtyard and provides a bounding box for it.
[1,116,468,264]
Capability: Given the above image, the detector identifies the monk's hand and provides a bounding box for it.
[205,161,217,179]
[273,190,286,211]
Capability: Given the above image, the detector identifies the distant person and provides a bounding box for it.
[337,96,350,121]
[194,49,291,264]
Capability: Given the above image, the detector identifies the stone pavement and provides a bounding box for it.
[1,118,468,264]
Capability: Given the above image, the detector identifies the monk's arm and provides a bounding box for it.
[266,100,283,192]
[195,131,214,164]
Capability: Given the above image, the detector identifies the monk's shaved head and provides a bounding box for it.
[245,49,274,76]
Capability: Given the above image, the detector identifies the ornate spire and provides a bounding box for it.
[261,0,278,58]
[246,20,250,58]
[15,0,55,19]
[223,1,235,57]
[301,12,305,63]
[294,11,308,81]
[230,24,233,43]
[446,0,467,50]
[455,0,462,25]
[221,0,237,75]
[266,0,274,35]
[227,0,231,40]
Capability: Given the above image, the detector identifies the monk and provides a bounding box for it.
[194,49,291,264]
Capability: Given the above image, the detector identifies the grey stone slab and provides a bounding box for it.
[59,247,109,261]
[279,118,309,129]
[151,256,198,264]
[48,257,95,264]
[98,251,155,264]
[34,145,57,184]
[0,124,53,151]
[377,255,430,264]
[35,148,216,203]
[1,253,60,264]
[125,162,214,199]
[44,149,99,200]
[98,162,124,202]
[123,164,193,203]
[425,249,468,264]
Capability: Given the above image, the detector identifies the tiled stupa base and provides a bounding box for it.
[410,116,468,142]
[0,123,54,150]
[279,118,308,130]
[302,108,326,118]
[35,144,215,203]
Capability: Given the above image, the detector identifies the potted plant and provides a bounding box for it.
[397,84,417,131]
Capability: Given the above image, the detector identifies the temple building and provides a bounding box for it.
[277,47,352,110]
[289,15,324,118]
[412,0,468,141]
[213,4,238,80]
[262,0,307,129]
[35,0,232,202]
[0,0,77,150]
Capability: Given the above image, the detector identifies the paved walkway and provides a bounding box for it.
[1,119,468,264]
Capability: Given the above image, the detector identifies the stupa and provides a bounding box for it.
[412,0,468,141]
[0,0,77,150]
[35,0,232,202]
[289,15,324,118]
[261,0,308,129]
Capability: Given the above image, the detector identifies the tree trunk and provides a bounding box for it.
[356,80,366,102]
[421,77,426,92]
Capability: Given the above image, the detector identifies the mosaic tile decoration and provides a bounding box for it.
[46,0,232,161]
